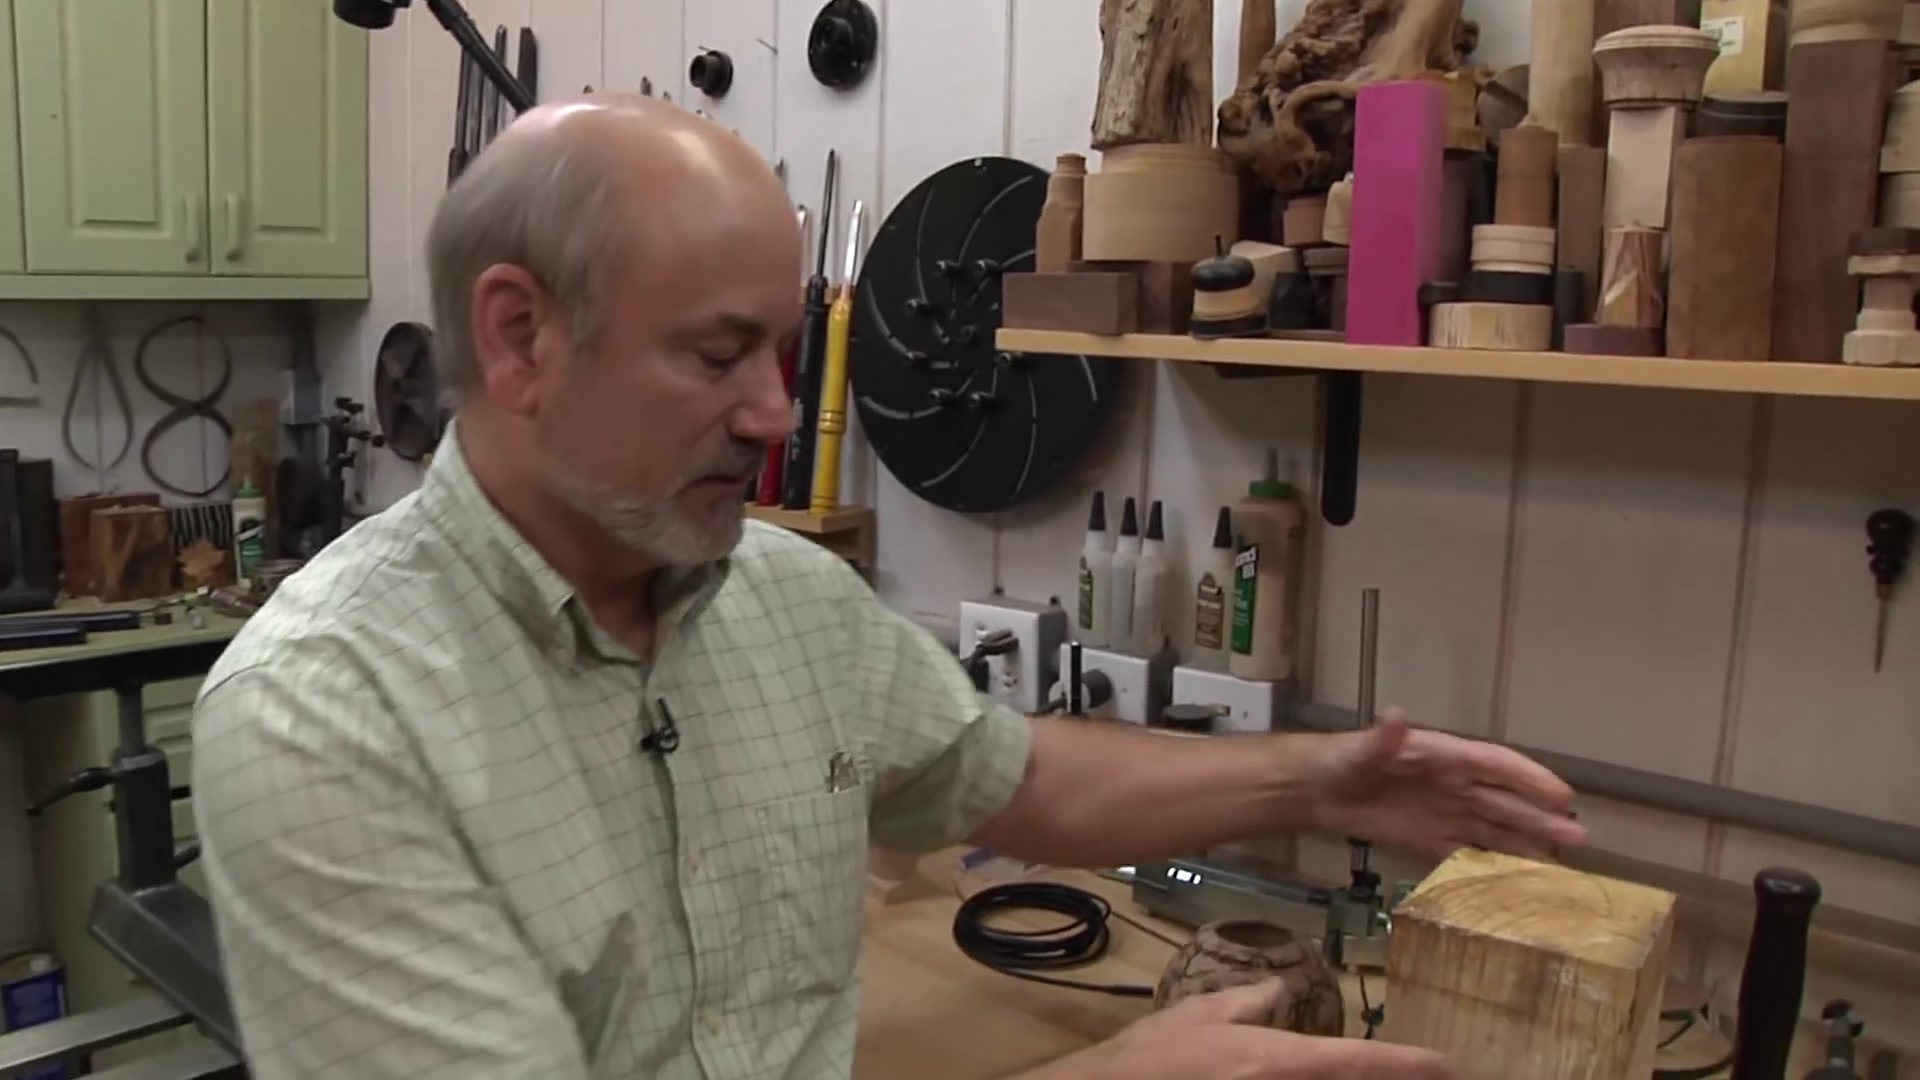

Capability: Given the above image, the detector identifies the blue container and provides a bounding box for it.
[1,951,70,1080]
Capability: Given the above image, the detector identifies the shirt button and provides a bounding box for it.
[686,849,703,876]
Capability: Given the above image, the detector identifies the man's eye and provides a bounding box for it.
[699,350,745,371]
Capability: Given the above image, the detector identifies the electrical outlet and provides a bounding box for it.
[1053,643,1173,725]
[1170,666,1295,734]
[959,596,1067,714]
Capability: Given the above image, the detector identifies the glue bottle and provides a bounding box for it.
[232,479,268,587]
[1131,500,1170,654]
[1193,506,1233,670]
[1076,491,1113,647]
[1108,497,1141,649]
[1230,450,1304,682]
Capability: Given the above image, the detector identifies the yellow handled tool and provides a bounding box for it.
[810,198,865,513]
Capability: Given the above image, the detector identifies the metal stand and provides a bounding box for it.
[321,398,383,545]
[332,0,534,113]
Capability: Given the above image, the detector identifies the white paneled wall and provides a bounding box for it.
[318,0,1920,1032]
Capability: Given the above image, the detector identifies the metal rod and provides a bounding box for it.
[1293,701,1920,869]
[1356,588,1379,729]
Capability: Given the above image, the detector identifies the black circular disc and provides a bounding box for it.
[808,0,878,90]
[372,321,446,462]
[850,156,1121,514]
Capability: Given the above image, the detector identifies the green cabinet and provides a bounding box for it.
[7,0,367,299]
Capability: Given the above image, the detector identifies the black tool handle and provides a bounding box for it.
[1866,508,1915,590]
[1730,866,1822,1080]
[1320,372,1363,526]
[781,279,832,509]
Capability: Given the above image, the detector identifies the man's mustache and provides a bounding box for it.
[685,440,766,485]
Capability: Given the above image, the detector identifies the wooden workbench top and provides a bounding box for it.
[0,597,244,675]
[853,849,1838,1078]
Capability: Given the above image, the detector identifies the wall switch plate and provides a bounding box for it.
[1054,643,1174,725]
[959,596,1067,714]
[1170,666,1295,734]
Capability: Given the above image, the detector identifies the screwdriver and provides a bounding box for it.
[811,198,865,512]
[782,149,838,511]
[1866,508,1914,673]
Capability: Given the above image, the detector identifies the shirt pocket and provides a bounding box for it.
[754,785,871,997]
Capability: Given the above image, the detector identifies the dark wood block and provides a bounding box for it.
[1002,272,1139,335]
[1563,323,1664,355]
[1071,259,1194,333]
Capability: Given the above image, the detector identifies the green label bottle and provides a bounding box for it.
[1230,543,1259,655]
[1077,555,1095,631]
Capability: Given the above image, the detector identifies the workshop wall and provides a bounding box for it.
[320,0,1920,1031]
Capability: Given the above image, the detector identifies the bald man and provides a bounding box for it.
[193,98,1584,1080]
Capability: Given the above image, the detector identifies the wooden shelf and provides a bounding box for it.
[746,505,873,535]
[995,330,1920,402]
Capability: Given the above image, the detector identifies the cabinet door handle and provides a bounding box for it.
[224,195,246,261]
[182,197,203,264]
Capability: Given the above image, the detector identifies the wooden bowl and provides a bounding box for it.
[1152,919,1344,1035]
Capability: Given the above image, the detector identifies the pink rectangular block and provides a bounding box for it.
[1345,81,1450,346]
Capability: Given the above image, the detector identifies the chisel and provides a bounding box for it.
[811,199,865,512]
[513,26,539,117]
[781,150,838,511]
[479,26,508,147]
[448,49,477,186]
[759,205,808,507]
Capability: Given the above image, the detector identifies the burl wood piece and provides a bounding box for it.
[1347,80,1449,345]
[1530,0,1598,145]
[1557,146,1608,317]
[91,505,174,603]
[1155,920,1343,1034]
[1071,259,1195,333]
[1604,106,1688,228]
[1773,39,1899,361]
[1598,225,1667,327]
[58,492,159,596]
[1094,0,1215,150]
[1036,154,1087,273]
[1428,302,1555,348]
[1496,123,1559,226]
[1702,0,1791,92]
[1668,136,1783,359]
[1383,849,1678,1077]
[1002,272,1139,335]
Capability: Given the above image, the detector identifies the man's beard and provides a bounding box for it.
[543,441,762,566]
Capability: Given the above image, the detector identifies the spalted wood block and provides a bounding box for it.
[1428,302,1555,349]
[1348,80,1450,346]
[1557,145,1608,317]
[1070,259,1194,333]
[1598,225,1667,327]
[1384,849,1678,1078]
[90,505,174,603]
[1668,136,1782,360]
[1002,272,1140,335]
[1093,0,1215,150]
[1604,104,1687,229]
[58,493,160,596]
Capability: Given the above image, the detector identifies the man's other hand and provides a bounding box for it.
[1023,980,1454,1080]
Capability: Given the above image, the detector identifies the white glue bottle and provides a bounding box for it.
[1230,450,1305,682]
[1076,491,1113,647]
[1108,497,1142,649]
[1193,506,1233,670]
[232,479,268,587]
[1131,500,1170,654]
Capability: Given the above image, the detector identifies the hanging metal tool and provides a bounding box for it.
[782,149,839,510]
[760,204,808,507]
[479,25,509,146]
[850,157,1120,513]
[132,315,235,499]
[61,307,134,486]
[448,46,478,184]
[811,199,866,512]
[1866,508,1913,673]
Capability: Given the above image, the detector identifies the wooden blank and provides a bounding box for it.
[1496,124,1560,226]
[1598,225,1667,327]
[1082,144,1240,262]
[1598,0,1704,33]
[1092,0,1214,149]
[1428,302,1555,349]
[1347,81,1449,346]
[1772,39,1898,361]
[1790,0,1904,44]
[1384,849,1678,1078]
[90,505,174,603]
[58,492,159,596]
[1070,259,1193,333]
[1564,322,1666,353]
[1702,0,1791,92]
[1604,105,1687,229]
[1557,145,1608,317]
[1002,272,1140,335]
[1668,136,1783,359]
[1530,0,1599,145]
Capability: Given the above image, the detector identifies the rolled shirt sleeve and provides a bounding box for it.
[831,572,1034,853]
[192,660,592,1080]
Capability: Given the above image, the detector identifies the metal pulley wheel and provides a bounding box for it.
[372,321,447,462]
[849,156,1121,514]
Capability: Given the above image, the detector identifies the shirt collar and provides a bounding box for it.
[419,423,731,666]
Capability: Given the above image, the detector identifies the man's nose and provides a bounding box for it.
[733,347,799,446]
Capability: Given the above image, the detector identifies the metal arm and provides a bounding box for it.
[333,0,536,113]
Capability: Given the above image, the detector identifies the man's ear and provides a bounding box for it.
[471,263,558,417]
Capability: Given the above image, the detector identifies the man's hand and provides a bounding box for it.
[1301,708,1589,859]
[1022,980,1453,1080]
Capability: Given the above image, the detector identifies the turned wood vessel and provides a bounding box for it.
[1152,919,1344,1035]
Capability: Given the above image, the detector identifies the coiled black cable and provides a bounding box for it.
[951,880,1154,997]
[134,314,234,498]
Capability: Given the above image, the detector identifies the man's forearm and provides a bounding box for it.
[969,716,1322,868]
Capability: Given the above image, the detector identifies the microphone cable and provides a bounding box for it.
[950,879,1154,998]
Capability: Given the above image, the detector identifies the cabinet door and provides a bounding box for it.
[0,0,26,273]
[207,0,367,277]
[14,0,210,275]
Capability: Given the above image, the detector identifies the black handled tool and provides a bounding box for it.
[1866,508,1914,673]
[781,149,839,510]
[506,27,538,138]
[461,32,488,166]
[1730,866,1821,1080]
[448,48,477,185]
[478,25,508,148]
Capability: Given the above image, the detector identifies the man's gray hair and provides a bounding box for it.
[426,134,620,404]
